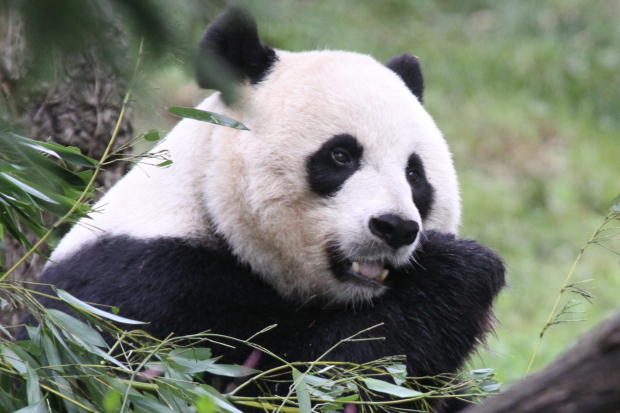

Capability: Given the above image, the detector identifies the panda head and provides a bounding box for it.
[198,8,460,305]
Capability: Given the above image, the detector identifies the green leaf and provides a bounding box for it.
[156,160,173,168]
[0,386,20,412]
[168,107,250,131]
[40,334,82,413]
[25,363,43,407]
[56,289,145,324]
[30,140,97,167]
[612,193,620,212]
[470,368,494,380]
[196,385,244,413]
[387,363,407,385]
[481,383,502,392]
[0,159,25,174]
[292,369,312,413]
[305,374,333,389]
[1,347,28,374]
[78,338,131,372]
[334,395,359,403]
[167,356,217,375]
[169,348,212,360]
[14,401,46,413]
[103,389,122,413]
[143,129,161,142]
[0,173,58,204]
[362,378,423,398]
[48,309,107,347]
[0,323,14,340]
[205,363,259,377]
[129,394,176,413]
[195,395,217,413]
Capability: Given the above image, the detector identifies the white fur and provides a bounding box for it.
[52,50,460,304]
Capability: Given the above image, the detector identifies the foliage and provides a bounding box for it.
[0,283,502,412]
[0,133,95,265]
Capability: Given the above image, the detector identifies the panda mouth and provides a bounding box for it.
[351,261,389,281]
[327,242,392,284]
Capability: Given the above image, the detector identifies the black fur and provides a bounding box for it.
[22,231,504,412]
[387,53,425,103]
[306,134,364,197]
[196,7,278,100]
[407,153,435,220]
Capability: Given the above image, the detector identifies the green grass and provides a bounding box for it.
[140,0,620,385]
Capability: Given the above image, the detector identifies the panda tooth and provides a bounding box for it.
[352,261,360,273]
[379,269,389,281]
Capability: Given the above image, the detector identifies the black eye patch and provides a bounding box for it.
[406,153,434,220]
[306,134,363,197]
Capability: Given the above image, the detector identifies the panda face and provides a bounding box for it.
[52,9,460,306]
[204,51,460,305]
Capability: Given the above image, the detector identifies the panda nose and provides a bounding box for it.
[369,214,419,249]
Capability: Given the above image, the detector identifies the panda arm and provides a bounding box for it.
[23,236,298,348]
[282,230,505,378]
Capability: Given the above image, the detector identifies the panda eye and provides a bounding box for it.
[407,170,420,183]
[331,149,351,165]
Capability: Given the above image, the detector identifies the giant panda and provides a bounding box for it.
[25,8,505,413]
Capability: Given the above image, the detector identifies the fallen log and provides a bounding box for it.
[465,310,620,413]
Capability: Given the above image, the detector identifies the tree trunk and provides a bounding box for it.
[465,310,620,413]
[0,8,133,328]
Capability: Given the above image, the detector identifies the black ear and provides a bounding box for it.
[196,8,278,99]
[386,53,425,103]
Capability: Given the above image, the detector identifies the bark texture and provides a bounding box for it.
[465,310,620,413]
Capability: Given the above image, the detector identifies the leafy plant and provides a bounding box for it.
[525,196,620,377]
[1,280,501,412]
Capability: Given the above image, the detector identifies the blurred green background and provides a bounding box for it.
[138,0,619,385]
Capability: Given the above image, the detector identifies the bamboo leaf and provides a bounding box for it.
[25,363,43,407]
[387,363,407,385]
[481,383,502,392]
[56,289,145,325]
[0,323,14,340]
[195,395,217,413]
[205,363,259,377]
[362,378,423,398]
[143,129,161,142]
[32,141,97,167]
[612,193,620,212]
[196,385,244,413]
[470,368,494,380]
[48,309,107,348]
[1,347,28,374]
[168,107,250,131]
[14,401,46,413]
[0,173,57,204]
[169,348,212,360]
[292,369,312,413]
[166,358,216,375]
